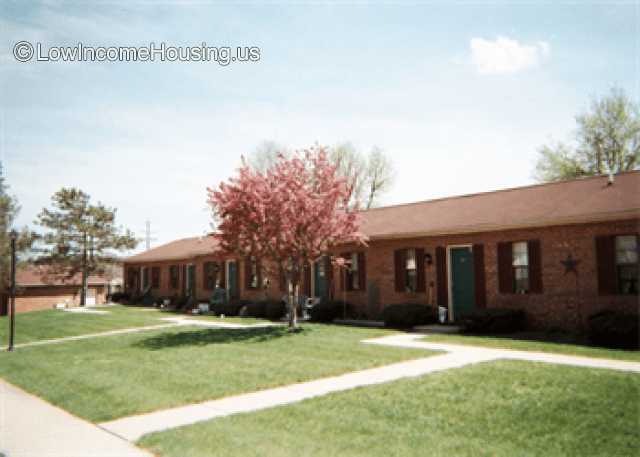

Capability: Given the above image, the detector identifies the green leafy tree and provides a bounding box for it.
[35,188,137,306]
[535,87,640,181]
[0,162,34,293]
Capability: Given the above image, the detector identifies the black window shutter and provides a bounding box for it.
[528,240,543,294]
[416,248,426,293]
[472,244,486,307]
[595,236,617,295]
[244,258,252,289]
[219,261,226,289]
[435,246,447,306]
[394,249,406,292]
[358,252,366,292]
[497,242,514,294]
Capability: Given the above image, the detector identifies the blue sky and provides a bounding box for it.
[1,1,637,253]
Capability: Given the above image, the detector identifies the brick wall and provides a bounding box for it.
[14,285,107,313]
[124,219,638,331]
[331,219,639,331]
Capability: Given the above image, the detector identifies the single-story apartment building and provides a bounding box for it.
[123,172,639,331]
[0,265,120,314]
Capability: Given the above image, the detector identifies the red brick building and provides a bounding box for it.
[0,265,117,314]
[123,172,639,331]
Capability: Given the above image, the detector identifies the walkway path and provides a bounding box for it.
[14,317,278,349]
[99,350,497,441]
[100,332,640,442]
[0,378,152,457]
[363,334,640,372]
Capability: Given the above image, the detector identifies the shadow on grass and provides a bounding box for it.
[134,326,303,350]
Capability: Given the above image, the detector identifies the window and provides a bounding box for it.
[616,235,638,294]
[169,265,179,289]
[151,267,160,288]
[405,248,417,292]
[204,262,218,290]
[512,241,529,293]
[350,253,360,290]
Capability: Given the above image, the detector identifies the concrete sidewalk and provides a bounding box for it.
[364,334,640,372]
[0,379,152,457]
[15,317,279,349]
[100,350,498,442]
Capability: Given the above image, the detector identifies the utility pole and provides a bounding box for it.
[80,231,88,307]
[141,220,157,251]
[8,230,17,352]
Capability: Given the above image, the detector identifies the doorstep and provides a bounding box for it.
[413,324,463,334]
[333,319,385,328]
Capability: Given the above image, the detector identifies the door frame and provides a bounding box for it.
[446,244,473,322]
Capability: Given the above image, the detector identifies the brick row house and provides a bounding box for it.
[123,172,639,331]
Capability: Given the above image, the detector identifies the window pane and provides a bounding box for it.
[406,270,417,292]
[618,265,638,294]
[351,253,358,272]
[406,249,416,271]
[513,242,528,266]
[616,236,638,265]
[514,266,529,293]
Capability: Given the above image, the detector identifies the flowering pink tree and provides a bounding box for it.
[208,145,366,329]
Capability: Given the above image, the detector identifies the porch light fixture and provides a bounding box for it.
[424,253,433,265]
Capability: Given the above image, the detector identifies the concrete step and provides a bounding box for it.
[413,324,463,334]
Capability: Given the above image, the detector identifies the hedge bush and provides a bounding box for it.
[383,303,436,328]
[588,310,639,349]
[459,308,526,334]
[309,301,347,322]
[109,292,129,303]
[264,300,286,320]
[212,300,247,316]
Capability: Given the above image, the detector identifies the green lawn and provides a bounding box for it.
[0,305,270,345]
[0,323,432,422]
[0,305,167,345]
[140,360,640,457]
[422,334,640,362]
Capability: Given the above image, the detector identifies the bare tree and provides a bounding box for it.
[247,141,395,209]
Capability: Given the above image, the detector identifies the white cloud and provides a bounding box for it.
[470,36,550,74]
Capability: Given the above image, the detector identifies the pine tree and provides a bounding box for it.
[35,188,137,306]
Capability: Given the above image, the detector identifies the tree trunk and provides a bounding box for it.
[288,281,298,330]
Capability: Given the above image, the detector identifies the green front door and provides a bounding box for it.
[314,258,329,302]
[450,247,475,319]
[228,261,239,301]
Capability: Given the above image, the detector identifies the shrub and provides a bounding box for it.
[309,301,346,322]
[588,310,639,349]
[459,308,526,334]
[265,300,286,320]
[383,303,436,328]
[212,300,248,316]
[109,292,129,303]
[174,296,190,310]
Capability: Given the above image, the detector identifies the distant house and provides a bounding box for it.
[0,264,121,314]
[123,172,639,331]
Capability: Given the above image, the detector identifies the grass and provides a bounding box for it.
[0,305,271,345]
[0,305,167,345]
[139,360,640,457]
[0,323,433,422]
[421,333,640,362]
